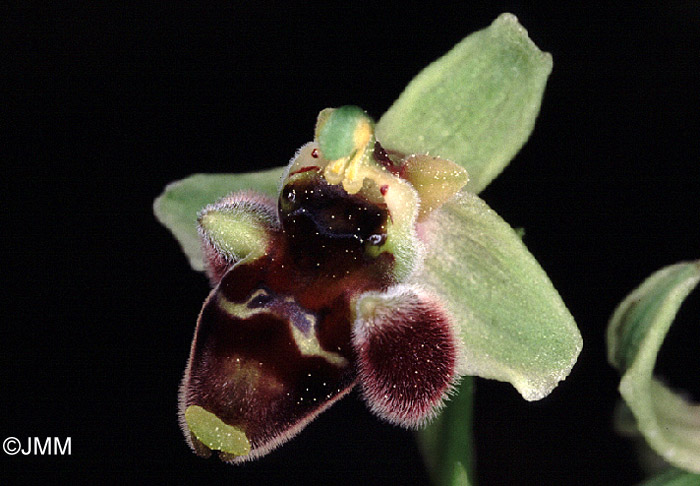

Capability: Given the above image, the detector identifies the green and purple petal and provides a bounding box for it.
[154,168,284,272]
[198,191,279,285]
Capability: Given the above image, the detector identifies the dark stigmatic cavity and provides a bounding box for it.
[279,173,388,249]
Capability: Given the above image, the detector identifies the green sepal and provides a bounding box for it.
[412,191,581,401]
[153,168,284,271]
[607,261,700,474]
[417,377,474,486]
[376,13,552,194]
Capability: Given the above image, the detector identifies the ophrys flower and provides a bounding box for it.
[155,13,582,465]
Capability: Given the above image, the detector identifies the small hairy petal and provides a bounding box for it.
[353,285,464,428]
[398,154,468,221]
[197,190,279,285]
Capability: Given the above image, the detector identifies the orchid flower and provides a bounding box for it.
[154,13,582,470]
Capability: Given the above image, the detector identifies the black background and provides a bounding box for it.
[4,3,700,485]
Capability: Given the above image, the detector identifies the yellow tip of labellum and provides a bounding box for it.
[185,405,251,457]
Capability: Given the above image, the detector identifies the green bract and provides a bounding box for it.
[608,261,700,474]
[155,13,580,485]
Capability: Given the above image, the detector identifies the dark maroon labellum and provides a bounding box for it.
[183,178,396,460]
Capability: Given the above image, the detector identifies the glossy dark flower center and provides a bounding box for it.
[279,172,388,249]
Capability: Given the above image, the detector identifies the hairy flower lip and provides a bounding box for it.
[179,267,361,462]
